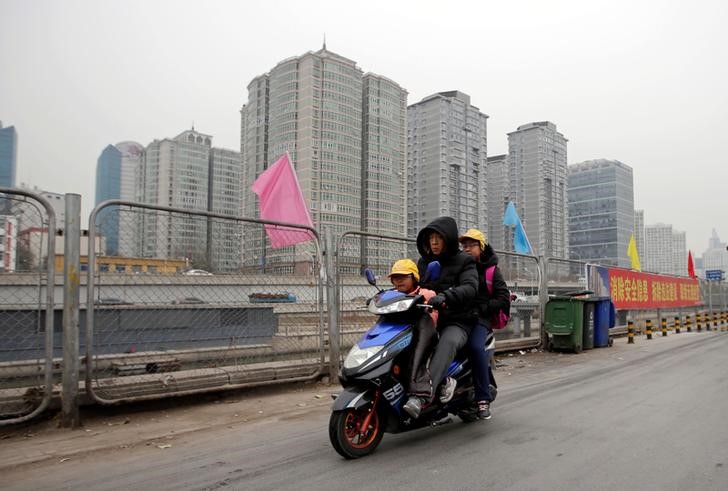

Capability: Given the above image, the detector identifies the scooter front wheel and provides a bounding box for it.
[329,406,383,459]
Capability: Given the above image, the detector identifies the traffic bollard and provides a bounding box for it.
[697,313,703,332]
[685,315,692,333]
[628,320,635,344]
[714,312,719,330]
[674,316,681,334]
[645,319,653,340]
[662,317,668,336]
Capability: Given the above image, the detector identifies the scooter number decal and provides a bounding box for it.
[393,333,412,351]
[382,383,404,401]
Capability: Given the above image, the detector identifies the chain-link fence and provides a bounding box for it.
[546,257,588,295]
[4,190,724,420]
[86,201,324,403]
[334,232,544,355]
[335,231,417,360]
[0,188,56,425]
[495,251,541,343]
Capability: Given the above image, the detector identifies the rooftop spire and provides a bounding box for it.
[323,33,326,51]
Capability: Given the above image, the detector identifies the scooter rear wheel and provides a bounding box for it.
[329,406,383,459]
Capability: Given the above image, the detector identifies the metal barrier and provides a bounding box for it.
[494,250,542,346]
[333,230,416,372]
[3,188,725,421]
[546,257,589,295]
[86,201,324,403]
[333,232,544,368]
[0,187,56,425]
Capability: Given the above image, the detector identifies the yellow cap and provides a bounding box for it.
[459,228,487,250]
[388,259,420,282]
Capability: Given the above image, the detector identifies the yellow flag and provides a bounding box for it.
[627,234,641,271]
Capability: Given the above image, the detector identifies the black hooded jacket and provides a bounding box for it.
[416,217,479,330]
[475,243,511,326]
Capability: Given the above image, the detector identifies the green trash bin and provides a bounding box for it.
[545,296,585,353]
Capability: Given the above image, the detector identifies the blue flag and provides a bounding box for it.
[503,202,533,254]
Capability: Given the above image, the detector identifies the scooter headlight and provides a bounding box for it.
[343,344,384,369]
[368,297,415,315]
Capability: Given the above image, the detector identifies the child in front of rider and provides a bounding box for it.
[387,259,438,417]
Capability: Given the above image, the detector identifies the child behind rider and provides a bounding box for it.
[459,228,511,420]
[387,259,438,414]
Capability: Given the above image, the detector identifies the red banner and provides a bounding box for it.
[606,268,701,309]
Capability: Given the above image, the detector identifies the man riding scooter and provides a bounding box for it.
[403,216,479,418]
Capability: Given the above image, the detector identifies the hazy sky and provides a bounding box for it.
[1,0,727,255]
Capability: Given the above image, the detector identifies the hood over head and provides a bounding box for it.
[417,216,461,259]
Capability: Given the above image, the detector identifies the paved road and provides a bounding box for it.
[5,332,728,490]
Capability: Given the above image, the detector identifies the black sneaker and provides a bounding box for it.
[477,400,491,420]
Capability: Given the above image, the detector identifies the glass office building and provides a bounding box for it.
[0,122,17,188]
[568,159,634,267]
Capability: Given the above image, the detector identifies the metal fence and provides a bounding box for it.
[2,191,728,422]
[333,231,544,360]
[85,201,324,403]
[0,188,56,425]
[333,230,417,366]
[494,251,541,344]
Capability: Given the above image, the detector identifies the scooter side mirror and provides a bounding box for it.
[363,268,377,287]
[422,261,441,283]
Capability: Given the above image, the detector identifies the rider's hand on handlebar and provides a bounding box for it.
[428,294,447,310]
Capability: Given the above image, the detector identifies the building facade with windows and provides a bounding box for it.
[644,223,686,276]
[208,147,243,271]
[240,47,407,273]
[634,209,645,265]
[484,154,509,252]
[0,122,17,189]
[701,229,728,279]
[137,129,241,271]
[407,91,488,238]
[95,141,144,256]
[0,215,17,272]
[568,159,634,267]
[508,121,568,258]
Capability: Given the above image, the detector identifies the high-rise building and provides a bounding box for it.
[485,154,509,251]
[14,183,66,229]
[508,121,568,258]
[0,122,17,189]
[407,91,488,237]
[568,159,634,267]
[361,73,408,265]
[240,47,407,272]
[645,223,686,276]
[138,129,241,270]
[0,215,17,272]
[95,141,143,255]
[208,147,243,271]
[634,209,645,265]
[701,229,727,278]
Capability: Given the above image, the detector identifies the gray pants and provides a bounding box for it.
[428,324,469,399]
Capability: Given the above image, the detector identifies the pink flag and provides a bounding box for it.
[251,152,315,249]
